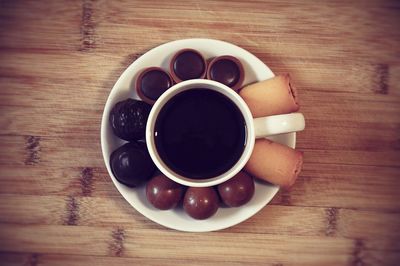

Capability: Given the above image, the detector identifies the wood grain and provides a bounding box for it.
[1,0,400,265]
[1,194,400,245]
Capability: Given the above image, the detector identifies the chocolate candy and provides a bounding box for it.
[170,49,207,82]
[146,174,185,210]
[110,141,156,187]
[217,171,255,207]
[207,55,244,91]
[109,98,151,141]
[183,187,219,220]
[136,67,173,104]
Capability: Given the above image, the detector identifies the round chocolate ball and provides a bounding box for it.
[109,98,151,141]
[171,49,206,82]
[110,141,156,187]
[183,187,219,220]
[146,174,185,210]
[217,171,255,207]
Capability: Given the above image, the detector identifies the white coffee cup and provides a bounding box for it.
[146,79,305,187]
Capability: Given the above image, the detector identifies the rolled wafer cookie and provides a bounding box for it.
[239,74,299,117]
[244,139,303,188]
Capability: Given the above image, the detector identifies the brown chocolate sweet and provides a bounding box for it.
[110,141,156,187]
[109,98,151,141]
[136,67,173,104]
[146,174,185,210]
[183,187,219,220]
[170,49,207,83]
[217,171,255,207]
[207,55,244,91]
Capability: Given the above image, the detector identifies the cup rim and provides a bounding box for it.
[146,79,255,187]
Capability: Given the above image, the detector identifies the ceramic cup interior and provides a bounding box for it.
[146,79,255,187]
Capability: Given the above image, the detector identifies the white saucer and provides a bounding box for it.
[101,38,296,232]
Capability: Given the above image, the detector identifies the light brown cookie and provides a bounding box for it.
[239,74,299,117]
[244,139,303,188]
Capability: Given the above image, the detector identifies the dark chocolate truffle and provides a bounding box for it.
[183,187,219,220]
[146,174,185,210]
[217,171,255,207]
[136,67,173,104]
[110,141,156,187]
[207,55,244,91]
[109,98,151,141]
[170,49,206,82]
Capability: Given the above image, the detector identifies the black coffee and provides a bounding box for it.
[154,88,246,179]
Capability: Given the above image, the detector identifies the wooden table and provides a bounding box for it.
[1,1,399,265]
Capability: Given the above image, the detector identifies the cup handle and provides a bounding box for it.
[253,113,305,138]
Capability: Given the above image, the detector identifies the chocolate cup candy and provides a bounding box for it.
[169,48,207,83]
[207,55,244,91]
[136,67,173,104]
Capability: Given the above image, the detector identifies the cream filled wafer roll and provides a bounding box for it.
[239,74,299,117]
[244,139,303,188]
